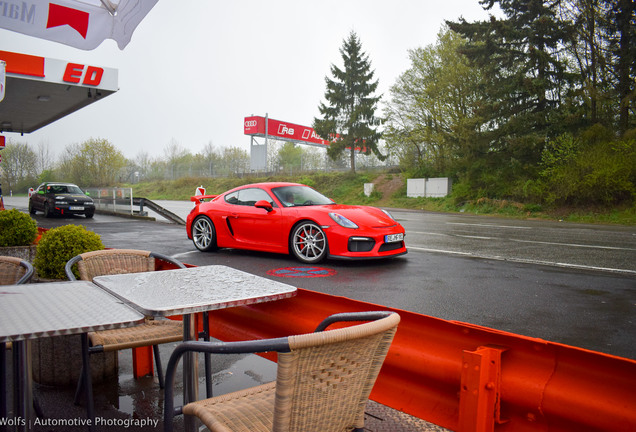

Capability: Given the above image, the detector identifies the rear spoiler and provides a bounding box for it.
[190,194,218,203]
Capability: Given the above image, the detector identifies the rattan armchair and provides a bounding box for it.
[0,256,34,285]
[65,249,186,416]
[163,311,400,432]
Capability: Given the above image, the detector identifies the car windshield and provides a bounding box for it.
[49,185,84,194]
[272,186,334,207]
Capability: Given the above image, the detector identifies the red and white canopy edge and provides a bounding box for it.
[0,60,5,102]
[0,0,158,50]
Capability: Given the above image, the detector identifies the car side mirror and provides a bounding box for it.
[255,200,273,212]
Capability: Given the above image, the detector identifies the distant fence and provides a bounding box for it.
[84,188,185,224]
[85,188,135,216]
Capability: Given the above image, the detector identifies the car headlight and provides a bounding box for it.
[381,209,396,221]
[329,213,358,229]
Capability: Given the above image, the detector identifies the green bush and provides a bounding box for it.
[0,209,38,246]
[539,127,635,205]
[34,225,104,279]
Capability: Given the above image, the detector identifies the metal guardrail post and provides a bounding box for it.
[459,346,507,432]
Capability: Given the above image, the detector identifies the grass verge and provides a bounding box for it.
[123,172,635,225]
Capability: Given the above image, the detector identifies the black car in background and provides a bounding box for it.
[29,182,95,218]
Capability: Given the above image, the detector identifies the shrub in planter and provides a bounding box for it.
[34,225,104,279]
[0,208,38,246]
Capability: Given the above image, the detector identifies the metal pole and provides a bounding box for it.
[182,314,199,432]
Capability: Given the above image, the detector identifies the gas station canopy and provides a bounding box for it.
[0,50,118,134]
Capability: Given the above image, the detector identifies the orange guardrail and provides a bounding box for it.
[138,261,636,431]
[202,288,636,432]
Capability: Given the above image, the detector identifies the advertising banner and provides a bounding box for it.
[0,0,158,50]
[244,116,330,147]
[1,50,118,91]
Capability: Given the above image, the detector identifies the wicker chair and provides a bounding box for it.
[0,256,34,285]
[163,311,400,432]
[65,249,186,415]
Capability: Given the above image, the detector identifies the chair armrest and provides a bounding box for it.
[314,311,396,332]
[163,338,290,431]
[18,260,34,284]
[64,255,82,280]
[150,252,187,269]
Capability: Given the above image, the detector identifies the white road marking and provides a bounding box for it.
[407,246,636,275]
[509,238,636,251]
[409,232,636,252]
[446,222,532,229]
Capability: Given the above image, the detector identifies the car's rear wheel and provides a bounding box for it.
[290,221,328,263]
[192,216,217,251]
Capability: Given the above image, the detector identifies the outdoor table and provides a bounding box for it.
[0,281,145,432]
[91,264,297,432]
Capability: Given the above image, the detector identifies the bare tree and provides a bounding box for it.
[0,139,38,192]
[34,139,55,175]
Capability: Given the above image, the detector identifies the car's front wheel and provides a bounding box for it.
[44,202,53,218]
[192,216,217,252]
[28,201,36,214]
[290,221,328,263]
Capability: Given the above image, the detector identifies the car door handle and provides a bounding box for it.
[231,212,239,218]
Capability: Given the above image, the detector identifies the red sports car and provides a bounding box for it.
[186,182,407,263]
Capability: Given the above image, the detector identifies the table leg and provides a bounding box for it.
[12,340,33,431]
[203,312,212,398]
[182,314,198,432]
[1,342,6,432]
[80,334,95,432]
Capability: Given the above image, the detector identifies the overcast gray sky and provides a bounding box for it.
[1,1,495,160]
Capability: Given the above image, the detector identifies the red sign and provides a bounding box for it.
[63,63,104,86]
[244,116,330,147]
[0,135,4,149]
[0,51,45,78]
[47,4,90,39]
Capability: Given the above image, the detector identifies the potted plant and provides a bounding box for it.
[34,224,104,280]
[0,208,40,261]
[31,224,113,386]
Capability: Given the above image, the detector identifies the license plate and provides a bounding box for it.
[70,206,84,211]
[384,233,404,243]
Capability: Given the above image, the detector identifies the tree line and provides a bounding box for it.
[0,138,247,192]
[0,137,391,193]
[2,0,633,207]
[383,0,635,206]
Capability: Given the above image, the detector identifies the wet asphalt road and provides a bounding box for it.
[5,196,636,360]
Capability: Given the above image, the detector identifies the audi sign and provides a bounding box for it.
[244,116,264,135]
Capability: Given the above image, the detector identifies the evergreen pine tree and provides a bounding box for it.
[313,31,383,173]
[603,0,636,135]
[447,0,575,184]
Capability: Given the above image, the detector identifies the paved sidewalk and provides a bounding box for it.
[5,343,450,431]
